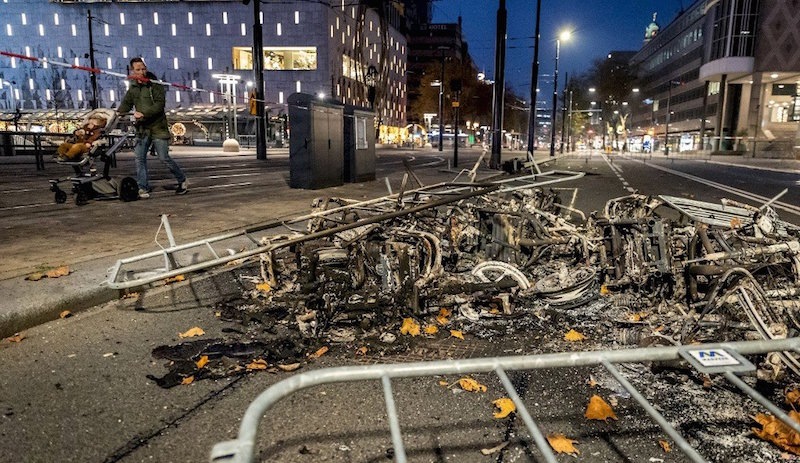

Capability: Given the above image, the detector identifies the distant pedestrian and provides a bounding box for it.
[118,57,187,199]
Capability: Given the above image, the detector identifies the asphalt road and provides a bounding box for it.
[2,148,799,463]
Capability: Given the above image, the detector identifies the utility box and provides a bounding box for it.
[343,105,375,182]
[288,93,344,189]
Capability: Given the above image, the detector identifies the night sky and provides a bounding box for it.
[432,0,692,101]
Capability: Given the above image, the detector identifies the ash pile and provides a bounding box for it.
[227,183,799,375]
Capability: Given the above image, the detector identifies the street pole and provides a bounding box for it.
[560,72,568,153]
[567,89,573,151]
[438,49,445,152]
[526,0,542,161]
[665,82,672,156]
[549,38,560,157]
[453,90,460,167]
[490,0,507,168]
[87,10,98,110]
[251,0,267,160]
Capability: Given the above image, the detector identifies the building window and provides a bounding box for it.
[104,24,109,36]
[78,89,83,102]
[21,13,27,25]
[208,57,213,70]
[107,57,112,69]
[171,24,177,36]
[153,12,159,25]
[119,13,125,25]
[232,46,318,71]
[25,46,30,57]
[296,81,301,93]
[72,24,77,36]
[109,89,115,102]
[137,24,143,36]
[190,46,195,59]
[122,46,127,58]
[223,12,228,25]
[53,14,59,26]
[57,46,63,58]
[295,11,300,24]
[176,92,181,103]
[39,24,44,36]
[156,46,161,59]
[188,12,193,25]
[60,79,66,90]
[277,23,282,36]
[6,24,12,36]
[174,57,179,69]
[206,24,211,36]
[279,91,284,104]
[209,93,215,104]
[241,23,246,36]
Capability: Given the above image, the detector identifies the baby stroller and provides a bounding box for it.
[49,108,138,205]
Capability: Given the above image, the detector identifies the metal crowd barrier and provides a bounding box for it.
[209,337,800,463]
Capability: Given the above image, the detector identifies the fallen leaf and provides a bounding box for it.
[277,363,301,372]
[587,375,598,388]
[25,271,44,281]
[195,355,209,369]
[564,329,586,342]
[436,308,452,325]
[450,330,464,340]
[786,388,800,410]
[599,285,611,296]
[122,292,139,299]
[438,380,449,387]
[3,333,26,343]
[181,376,194,385]
[164,274,185,284]
[628,311,649,322]
[480,441,509,455]
[309,346,329,359]
[730,217,743,229]
[752,411,800,455]
[178,327,205,338]
[458,377,487,393]
[547,433,580,455]
[355,346,368,356]
[424,325,439,335]
[400,318,421,336]
[59,310,73,319]
[45,266,70,278]
[246,359,269,370]
[492,397,516,418]
[585,394,618,421]
[659,440,672,453]
[255,282,271,292]
[489,308,501,315]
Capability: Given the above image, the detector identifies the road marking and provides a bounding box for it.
[206,172,262,179]
[630,159,800,217]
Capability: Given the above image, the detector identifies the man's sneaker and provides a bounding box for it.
[138,189,150,199]
[175,180,188,195]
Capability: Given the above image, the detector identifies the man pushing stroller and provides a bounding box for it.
[118,57,188,199]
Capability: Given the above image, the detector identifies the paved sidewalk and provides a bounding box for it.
[0,145,796,339]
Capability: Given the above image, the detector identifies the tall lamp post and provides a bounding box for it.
[437,46,449,152]
[664,80,680,156]
[549,30,571,157]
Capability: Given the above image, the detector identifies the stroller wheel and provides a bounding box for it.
[54,189,67,204]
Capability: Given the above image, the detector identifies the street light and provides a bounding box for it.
[664,80,680,156]
[550,30,571,157]
[436,46,449,152]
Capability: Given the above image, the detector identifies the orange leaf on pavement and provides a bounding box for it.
[752,411,800,455]
[424,325,439,335]
[355,346,368,356]
[564,329,586,342]
[45,266,70,278]
[458,377,487,392]
[659,440,672,453]
[492,397,516,419]
[255,282,271,292]
[585,395,618,421]
[277,363,301,372]
[181,376,194,385]
[547,433,580,455]
[59,310,73,319]
[178,327,205,338]
[400,318,421,336]
[450,330,464,340]
[309,346,329,359]
[3,333,26,343]
[195,355,209,369]
[164,275,186,284]
[25,272,44,281]
[246,359,269,371]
